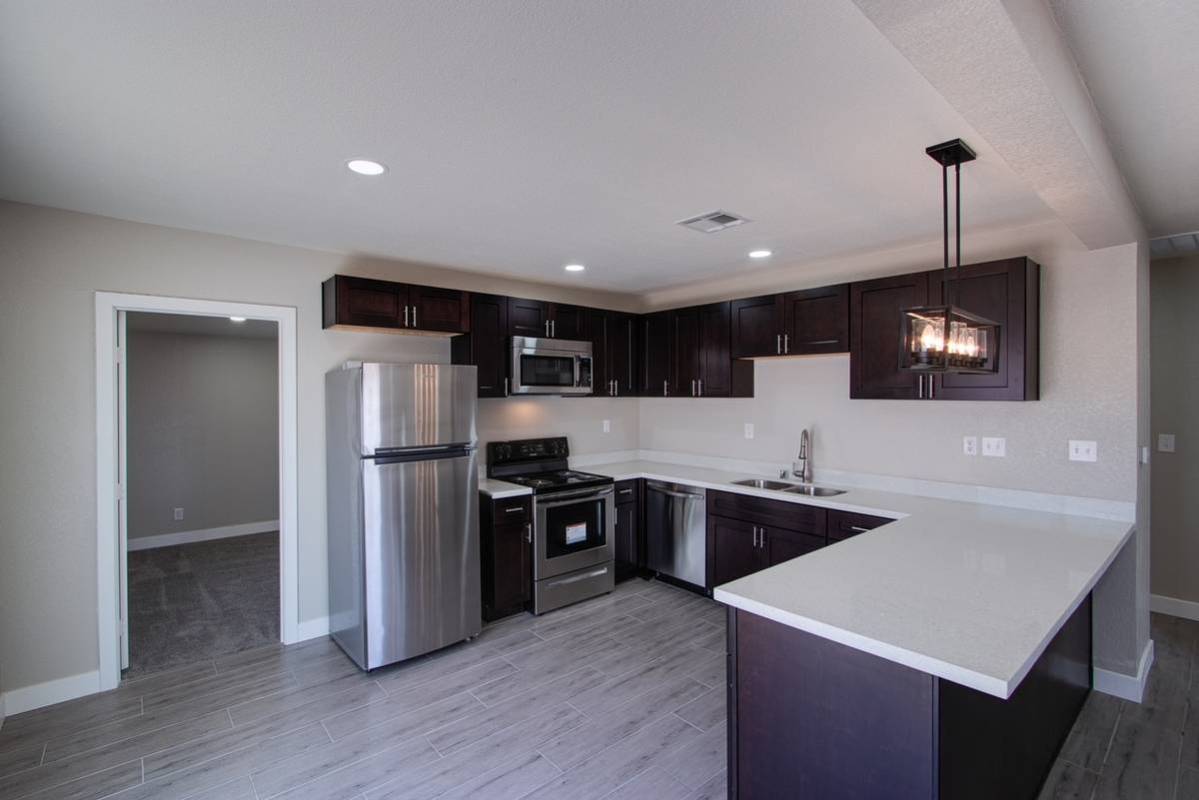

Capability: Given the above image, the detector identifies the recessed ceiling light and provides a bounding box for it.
[748,249,773,259]
[229,316,247,322]
[564,264,585,272]
[346,159,387,176]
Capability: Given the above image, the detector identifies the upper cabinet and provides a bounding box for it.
[639,311,675,396]
[322,275,469,334]
[507,298,587,340]
[782,284,849,355]
[592,310,638,397]
[850,258,1039,401]
[730,295,784,358]
[673,302,752,398]
[450,293,509,397]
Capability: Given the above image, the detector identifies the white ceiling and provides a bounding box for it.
[126,312,278,340]
[0,1,1054,292]
[1049,0,1199,238]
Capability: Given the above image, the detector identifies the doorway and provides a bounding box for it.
[95,292,299,691]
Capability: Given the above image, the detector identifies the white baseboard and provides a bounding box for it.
[127,520,279,551]
[292,615,330,644]
[1151,593,1199,622]
[1094,639,1154,703]
[0,670,102,716]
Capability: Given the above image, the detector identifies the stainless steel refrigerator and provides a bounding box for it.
[326,362,481,670]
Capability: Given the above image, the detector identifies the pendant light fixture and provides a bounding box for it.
[900,139,1000,374]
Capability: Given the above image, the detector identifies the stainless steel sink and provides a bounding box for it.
[783,484,846,497]
[731,478,798,491]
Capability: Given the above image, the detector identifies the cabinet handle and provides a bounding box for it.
[807,339,839,345]
[524,523,532,543]
[776,334,782,355]
[614,379,619,396]
[846,525,870,533]
[784,334,790,354]
[403,305,409,327]
[504,377,509,397]
[691,379,696,397]
[698,379,703,397]
[411,305,417,328]
[503,506,525,514]
[618,488,633,496]
[663,380,668,397]
[929,375,936,399]
[918,374,925,399]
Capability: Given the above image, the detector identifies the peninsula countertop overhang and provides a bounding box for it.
[480,459,1134,699]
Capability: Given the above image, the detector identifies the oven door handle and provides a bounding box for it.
[537,486,615,507]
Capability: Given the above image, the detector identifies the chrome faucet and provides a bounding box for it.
[793,428,812,483]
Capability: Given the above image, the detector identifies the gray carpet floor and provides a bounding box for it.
[125,532,279,678]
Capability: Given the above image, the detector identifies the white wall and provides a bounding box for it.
[1150,256,1199,605]
[127,328,279,539]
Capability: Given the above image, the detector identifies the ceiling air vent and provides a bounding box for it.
[676,210,751,234]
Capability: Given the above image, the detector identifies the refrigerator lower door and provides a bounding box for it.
[361,448,481,669]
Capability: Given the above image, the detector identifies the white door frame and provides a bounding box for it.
[95,291,299,691]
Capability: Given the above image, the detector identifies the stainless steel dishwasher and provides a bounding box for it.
[644,481,707,588]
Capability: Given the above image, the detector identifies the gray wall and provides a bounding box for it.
[127,327,279,539]
[1150,256,1199,604]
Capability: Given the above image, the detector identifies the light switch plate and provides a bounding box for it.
[1068,440,1098,462]
[981,437,1006,457]
[963,436,978,456]
[744,423,755,440]
[602,419,611,434]
[173,507,185,521]
[1158,433,1176,453]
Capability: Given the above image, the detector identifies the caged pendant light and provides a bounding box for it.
[900,139,1000,375]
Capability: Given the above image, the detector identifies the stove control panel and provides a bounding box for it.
[487,436,569,467]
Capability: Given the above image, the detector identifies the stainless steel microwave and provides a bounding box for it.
[510,336,593,395]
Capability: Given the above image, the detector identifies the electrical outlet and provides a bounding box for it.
[963,436,978,456]
[602,419,611,434]
[1158,433,1176,453]
[1068,440,1097,462]
[173,507,184,521]
[981,437,1006,458]
[744,423,755,440]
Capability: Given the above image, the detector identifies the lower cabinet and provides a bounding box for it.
[614,479,643,582]
[827,509,892,542]
[479,494,533,622]
[709,515,762,586]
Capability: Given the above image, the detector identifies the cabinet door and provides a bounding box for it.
[730,295,783,358]
[607,313,637,397]
[763,526,825,567]
[509,298,550,338]
[673,307,701,396]
[640,311,675,396]
[928,258,1039,401]
[409,285,469,333]
[850,272,928,399]
[698,301,733,397]
[783,284,849,355]
[549,303,586,340]
[451,293,508,397]
[324,276,405,329]
[614,480,642,582]
[827,510,892,543]
[709,515,764,587]
[490,521,532,617]
[588,309,609,395]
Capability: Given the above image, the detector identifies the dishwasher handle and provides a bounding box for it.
[646,482,704,501]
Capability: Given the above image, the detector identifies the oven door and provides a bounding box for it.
[510,337,593,395]
[534,486,615,579]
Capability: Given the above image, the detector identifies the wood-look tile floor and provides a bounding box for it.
[3,584,1194,800]
[0,579,728,800]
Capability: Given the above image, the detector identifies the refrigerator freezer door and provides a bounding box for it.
[361,449,481,669]
[360,363,477,455]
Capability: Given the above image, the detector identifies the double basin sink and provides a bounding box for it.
[731,478,846,497]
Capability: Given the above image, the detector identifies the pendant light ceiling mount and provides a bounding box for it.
[900,138,1000,376]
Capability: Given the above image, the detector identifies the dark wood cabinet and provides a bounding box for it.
[614,479,643,582]
[730,295,785,358]
[549,303,586,340]
[850,272,929,399]
[827,509,892,542]
[674,302,746,398]
[782,284,849,355]
[639,311,675,396]
[591,311,638,397]
[508,297,549,338]
[451,293,509,397]
[708,490,826,535]
[707,491,828,587]
[709,515,762,587]
[926,258,1040,401]
[479,494,532,622]
[323,275,469,334]
[762,526,825,566]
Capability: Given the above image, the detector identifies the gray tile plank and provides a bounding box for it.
[473,640,615,706]
[141,669,297,714]
[1092,714,1181,800]
[0,743,44,779]
[21,759,142,800]
[0,692,144,753]
[365,704,586,800]
[1036,759,1100,800]
[683,769,727,800]
[212,636,344,674]
[654,724,726,791]
[434,752,561,800]
[569,647,711,716]
[262,734,437,800]
[673,686,725,732]
[521,713,703,800]
[687,652,725,690]
[1058,691,1122,772]
[186,775,258,800]
[227,671,383,727]
[374,643,508,697]
[1122,665,1189,731]
[539,677,709,770]
[321,689,483,744]
[601,766,690,800]
[0,709,230,800]
[1178,767,1199,799]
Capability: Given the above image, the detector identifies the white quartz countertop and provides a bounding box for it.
[478,477,532,499]
[579,459,1135,699]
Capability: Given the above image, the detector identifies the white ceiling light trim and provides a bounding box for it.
[346,159,387,176]
[748,249,773,259]
[229,315,247,322]
[563,263,585,272]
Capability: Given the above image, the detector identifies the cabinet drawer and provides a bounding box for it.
[492,496,532,523]
[615,480,639,506]
[827,510,892,542]
[707,490,826,535]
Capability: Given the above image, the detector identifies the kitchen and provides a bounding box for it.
[0,2,1191,799]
